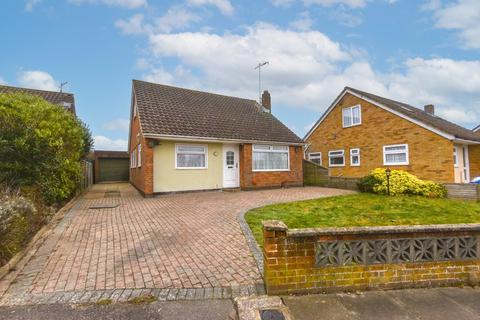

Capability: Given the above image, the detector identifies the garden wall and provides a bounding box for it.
[263,221,480,295]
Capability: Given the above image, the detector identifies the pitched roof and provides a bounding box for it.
[305,86,480,142]
[132,80,303,144]
[0,84,76,114]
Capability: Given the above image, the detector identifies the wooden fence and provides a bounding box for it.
[79,160,93,191]
[303,160,359,191]
[444,183,480,201]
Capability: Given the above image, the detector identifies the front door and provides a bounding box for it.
[223,144,239,188]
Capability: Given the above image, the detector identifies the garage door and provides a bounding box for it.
[98,158,129,182]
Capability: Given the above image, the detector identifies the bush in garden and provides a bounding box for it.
[0,93,92,204]
[358,168,447,198]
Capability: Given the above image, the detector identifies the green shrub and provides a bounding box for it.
[357,174,380,193]
[0,93,92,204]
[359,168,447,198]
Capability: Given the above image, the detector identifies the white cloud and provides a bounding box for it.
[69,0,146,9]
[115,14,146,35]
[290,11,313,31]
[102,118,130,132]
[94,136,128,151]
[270,0,295,7]
[0,77,6,85]
[116,8,201,35]
[428,0,480,49]
[25,0,42,11]
[155,6,201,33]
[143,67,174,84]
[187,0,234,15]
[17,70,59,91]
[304,0,368,8]
[331,6,364,27]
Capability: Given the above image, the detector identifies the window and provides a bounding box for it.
[131,149,137,168]
[453,147,458,168]
[308,152,322,165]
[226,151,234,167]
[253,145,289,171]
[130,151,134,168]
[328,150,345,167]
[383,144,409,165]
[342,105,361,127]
[350,148,360,166]
[138,144,142,168]
[175,144,207,169]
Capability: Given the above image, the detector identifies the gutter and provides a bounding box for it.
[143,133,305,146]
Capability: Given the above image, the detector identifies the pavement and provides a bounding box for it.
[0,183,352,306]
[0,300,235,320]
[284,287,480,320]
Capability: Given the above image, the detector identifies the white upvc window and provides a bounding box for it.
[328,150,345,167]
[383,144,409,166]
[252,145,289,171]
[308,152,322,165]
[130,152,134,168]
[175,144,208,169]
[131,149,137,168]
[342,105,362,128]
[453,147,458,168]
[350,148,360,166]
[137,144,142,168]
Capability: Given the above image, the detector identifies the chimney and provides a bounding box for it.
[424,104,435,115]
[262,90,271,112]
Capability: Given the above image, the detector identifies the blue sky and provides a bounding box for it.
[1,0,480,150]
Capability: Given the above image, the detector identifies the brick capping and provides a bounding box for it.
[286,223,480,237]
[263,220,480,295]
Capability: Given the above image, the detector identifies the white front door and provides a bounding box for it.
[223,144,239,188]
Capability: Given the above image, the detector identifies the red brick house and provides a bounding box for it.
[305,87,480,183]
[0,84,76,115]
[128,80,304,196]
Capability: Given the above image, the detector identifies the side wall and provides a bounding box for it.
[129,99,154,195]
[307,93,455,183]
[153,141,223,193]
[240,144,303,189]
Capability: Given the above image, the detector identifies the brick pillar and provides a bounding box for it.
[263,220,288,295]
[143,138,154,195]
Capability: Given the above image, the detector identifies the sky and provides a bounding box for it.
[1,0,480,150]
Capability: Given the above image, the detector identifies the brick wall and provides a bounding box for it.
[306,93,455,183]
[263,221,480,295]
[240,144,303,189]
[129,102,154,196]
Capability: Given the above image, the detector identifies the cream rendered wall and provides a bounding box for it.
[153,140,223,192]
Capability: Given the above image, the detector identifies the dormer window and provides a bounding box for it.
[342,105,361,127]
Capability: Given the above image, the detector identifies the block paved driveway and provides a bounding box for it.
[0,183,352,305]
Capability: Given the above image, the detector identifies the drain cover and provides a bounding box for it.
[260,309,286,320]
[89,204,120,209]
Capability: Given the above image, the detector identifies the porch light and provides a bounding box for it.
[385,168,391,196]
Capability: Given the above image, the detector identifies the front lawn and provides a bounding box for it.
[245,193,480,246]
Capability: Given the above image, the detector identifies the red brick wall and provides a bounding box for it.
[239,144,303,189]
[129,103,153,196]
[263,221,480,295]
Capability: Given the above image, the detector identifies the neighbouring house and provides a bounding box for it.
[0,84,76,115]
[128,80,304,196]
[304,87,480,183]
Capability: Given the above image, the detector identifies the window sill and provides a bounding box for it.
[383,163,409,166]
[342,123,362,129]
[175,167,208,170]
[329,165,345,167]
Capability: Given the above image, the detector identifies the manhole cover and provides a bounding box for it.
[89,204,120,209]
[260,309,286,320]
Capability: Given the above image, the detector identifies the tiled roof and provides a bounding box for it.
[346,87,480,142]
[0,84,76,114]
[132,80,303,144]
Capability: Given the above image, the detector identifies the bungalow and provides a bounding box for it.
[0,84,76,115]
[128,80,304,196]
[304,87,480,183]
